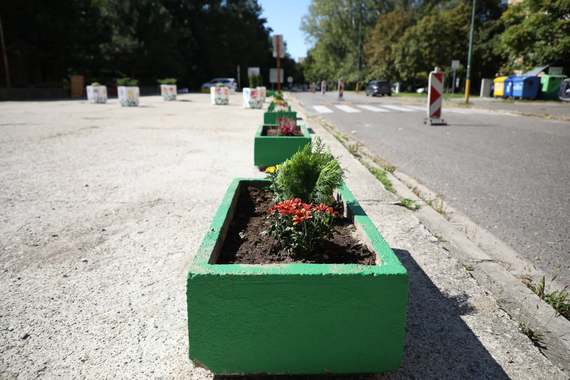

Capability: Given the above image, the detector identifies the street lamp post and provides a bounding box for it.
[465,0,476,103]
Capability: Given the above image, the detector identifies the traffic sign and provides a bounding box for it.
[451,60,461,70]
[247,67,260,78]
[426,67,446,125]
[270,68,284,83]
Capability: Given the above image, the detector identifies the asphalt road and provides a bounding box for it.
[295,91,570,287]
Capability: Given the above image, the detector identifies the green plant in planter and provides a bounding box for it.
[116,77,139,86]
[248,74,262,88]
[91,81,101,86]
[272,138,344,205]
[157,78,177,85]
[277,117,299,136]
[266,139,344,254]
[267,198,336,254]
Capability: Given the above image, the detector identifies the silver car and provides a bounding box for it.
[201,78,237,91]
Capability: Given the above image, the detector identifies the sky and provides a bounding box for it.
[259,0,312,61]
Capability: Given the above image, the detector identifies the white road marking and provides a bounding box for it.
[405,105,427,111]
[381,105,415,112]
[313,105,333,114]
[357,105,389,112]
[334,105,361,113]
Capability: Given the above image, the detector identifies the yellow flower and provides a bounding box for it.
[265,165,280,174]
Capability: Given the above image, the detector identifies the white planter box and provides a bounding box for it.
[242,88,263,109]
[118,86,140,107]
[210,86,230,105]
[160,84,177,101]
[86,85,107,104]
[257,86,267,103]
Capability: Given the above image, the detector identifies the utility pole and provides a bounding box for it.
[0,15,11,88]
[464,0,476,103]
[355,0,364,92]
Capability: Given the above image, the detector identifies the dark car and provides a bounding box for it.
[365,80,391,96]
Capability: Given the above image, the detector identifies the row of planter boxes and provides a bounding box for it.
[86,84,178,106]
[187,94,409,375]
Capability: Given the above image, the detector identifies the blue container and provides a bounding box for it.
[512,76,541,99]
[504,76,516,98]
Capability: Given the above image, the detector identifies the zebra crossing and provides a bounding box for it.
[313,104,424,114]
[311,103,494,116]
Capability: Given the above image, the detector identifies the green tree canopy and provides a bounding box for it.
[496,0,570,73]
[365,9,415,82]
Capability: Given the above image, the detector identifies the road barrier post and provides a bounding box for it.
[425,67,446,126]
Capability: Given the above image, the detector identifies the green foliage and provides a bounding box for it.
[496,0,570,74]
[302,0,513,91]
[394,4,469,86]
[248,74,263,88]
[365,10,415,82]
[525,276,570,319]
[366,165,395,193]
[0,0,280,89]
[267,198,336,254]
[518,322,545,348]
[273,138,344,205]
[116,77,139,86]
[301,0,394,84]
[398,198,420,210]
[157,78,177,85]
[91,82,101,86]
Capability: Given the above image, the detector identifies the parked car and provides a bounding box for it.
[365,80,392,96]
[201,78,237,91]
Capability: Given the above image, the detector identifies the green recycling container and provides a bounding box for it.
[540,75,566,100]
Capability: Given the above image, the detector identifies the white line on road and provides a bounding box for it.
[356,105,389,112]
[381,105,416,112]
[313,105,333,114]
[405,105,427,111]
[334,105,360,113]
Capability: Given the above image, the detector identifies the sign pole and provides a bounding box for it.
[276,55,281,92]
[465,0,476,104]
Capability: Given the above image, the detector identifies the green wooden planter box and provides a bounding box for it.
[254,124,311,168]
[187,179,409,375]
[263,110,297,125]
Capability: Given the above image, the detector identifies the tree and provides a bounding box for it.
[496,0,570,73]
[301,0,397,84]
[393,3,470,88]
[0,0,279,89]
[365,9,415,82]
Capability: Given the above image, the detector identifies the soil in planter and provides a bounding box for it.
[217,184,377,265]
[263,127,303,137]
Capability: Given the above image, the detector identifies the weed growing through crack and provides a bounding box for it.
[427,198,446,216]
[519,322,546,349]
[385,165,396,174]
[524,276,570,320]
[397,198,420,211]
[366,165,395,193]
[347,143,362,158]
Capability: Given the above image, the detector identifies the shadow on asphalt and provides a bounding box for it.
[214,249,508,380]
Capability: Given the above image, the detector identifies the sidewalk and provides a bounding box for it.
[0,94,566,379]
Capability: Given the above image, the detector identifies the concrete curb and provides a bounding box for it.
[288,94,570,374]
